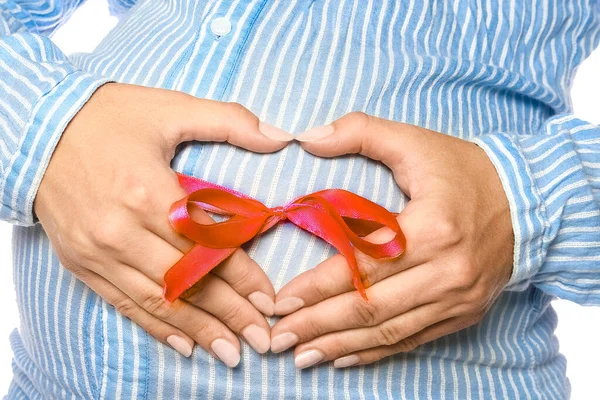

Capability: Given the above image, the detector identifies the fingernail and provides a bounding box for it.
[333,354,360,368]
[274,297,304,315]
[295,125,334,142]
[211,338,241,368]
[166,335,193,358]
[295,349,324,369]
[271,332,299,353]
[259,122,295,141]
[242,324,271,354]
[248,291,275,317]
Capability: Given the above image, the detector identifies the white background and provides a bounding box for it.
[1,1,599,398]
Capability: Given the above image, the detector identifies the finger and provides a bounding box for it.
[111,217,275,318]
[74,266,195,357]
[101,261,243,368]
[162,92,293,152]
[96,227,271,355]
[118,173,276,317]
[291,303,446,369]
[296,112,406,164]
[296,112,425,197]
[93,219,184,284]
[272,184,441,318]
[270,263,442,352]
[182,274,271,354]
[274,223,427,315]
[343,316,478,367]
[135,231,275,321]
[211,248,275,316]
[274,212,431,316]
[163,175,276,315]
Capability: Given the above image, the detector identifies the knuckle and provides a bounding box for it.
[376,323,403,346]
[219,302,246,325]
[222,254,254,292]
[350,297,379,327]
[228,102,255,125]
[396,336,420,353]
[449,259,479,292]
[327,337,353,358]
[121,182,153,214]
[113,298,138,318]
[140,292,172,319]
[182,281,208,303]
[307,269,330,302]
[303,313,326,338]
[189,318,214,342]
[344,112,372,153]
[355,252,379,288]
[434,216,461,246]
[344,111,370,129]
[89,216,126,250]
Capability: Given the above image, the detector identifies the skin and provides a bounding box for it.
[33,83,290,365]
[270,112,514,369]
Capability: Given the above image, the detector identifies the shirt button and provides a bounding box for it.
[210,17,232,37]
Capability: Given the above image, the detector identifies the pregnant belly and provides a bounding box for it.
[11,117,562,400]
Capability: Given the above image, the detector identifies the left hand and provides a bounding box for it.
[269,112,515,369]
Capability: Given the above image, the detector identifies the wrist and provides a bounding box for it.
[471,133,548,290]
[474,142,515,283]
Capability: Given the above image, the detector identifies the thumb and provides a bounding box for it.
[297,112,422,192]
[296,112,419,167]
[163,92,293,152]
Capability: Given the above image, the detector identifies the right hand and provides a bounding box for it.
[33,83,292,367]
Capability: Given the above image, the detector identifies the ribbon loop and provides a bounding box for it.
[163,173,406,302]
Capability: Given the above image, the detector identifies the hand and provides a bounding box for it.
[34,83,293,367]
[269,112,514,369]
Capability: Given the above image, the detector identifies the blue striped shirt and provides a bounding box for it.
[2,0,600,398]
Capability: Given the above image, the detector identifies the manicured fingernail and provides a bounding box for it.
[271,332,299,353]
[274,297,304,315]
[295,125,334,142]
[211,338,240,368]
[295,349,324,369]
[333,354,360,368]
[166,335,193,358]
[259,122,294,141]
[248,291,275,316]
[243,324,271,354]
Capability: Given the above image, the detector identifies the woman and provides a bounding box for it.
[2,0,600,398]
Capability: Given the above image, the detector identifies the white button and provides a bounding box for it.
[211,17,232,37]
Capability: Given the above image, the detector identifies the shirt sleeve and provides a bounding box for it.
[474,114,600,306]
[0,0,115,226]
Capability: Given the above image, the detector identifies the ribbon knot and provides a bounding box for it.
[271,205,287,220]
[163,173,406,303]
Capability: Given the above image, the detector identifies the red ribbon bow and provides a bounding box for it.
[163,173,406,303]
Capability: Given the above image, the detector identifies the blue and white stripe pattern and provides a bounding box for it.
[2,0,600,398]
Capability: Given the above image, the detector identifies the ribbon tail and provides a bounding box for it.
[287,208,368,301]
[163,245,237,302]
[346,254,368,301]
